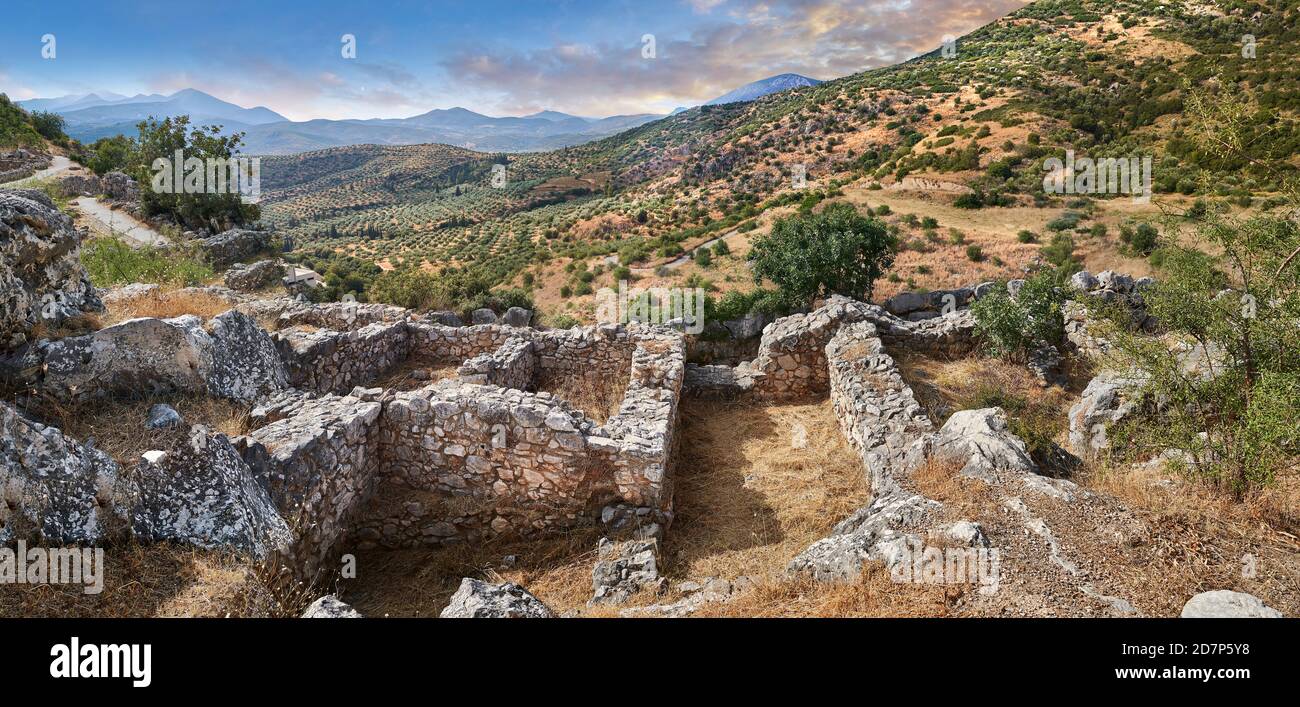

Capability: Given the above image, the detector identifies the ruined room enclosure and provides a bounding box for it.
[242,301,684,586]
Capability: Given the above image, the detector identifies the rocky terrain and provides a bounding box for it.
[1,182,1291,619]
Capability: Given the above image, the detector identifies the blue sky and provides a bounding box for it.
[0,0,1028,120]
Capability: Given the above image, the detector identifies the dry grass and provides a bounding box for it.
[0,543,261,618]
[535,371,628,424]
[894,352,1084,425]
[660,399,869,583]
[373,356,461,392]
[16,393,250,466]
[101,288,234,327]
[339,528,606,618]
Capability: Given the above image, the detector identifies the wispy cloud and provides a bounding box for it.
[444,0,1029,116]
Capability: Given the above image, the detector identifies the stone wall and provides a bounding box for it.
[457,336,536,389]
[274,320,410,394]
[825,322,934,495]
[239,392,384,579]
[685,296,976,402]
[354,326,683,549]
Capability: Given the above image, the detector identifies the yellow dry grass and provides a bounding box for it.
[661,400,869,583]
[0,543,260,618]
[535,371,628,424]
[19,393,250,467]
[101,288,234,327]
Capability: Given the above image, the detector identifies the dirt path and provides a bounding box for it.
[72,196,169,247]
[0,155,75,187]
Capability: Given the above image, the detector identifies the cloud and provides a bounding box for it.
[145,56,440,121]
[686,0,728,13]
[443,0,1030,116]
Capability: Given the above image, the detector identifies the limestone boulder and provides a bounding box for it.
[501,306,533,328]
[224,260,283,292]
[439,578,554,618]
[130,426,291,558]
[1180,591,1282,618]
[932,408,1038,480]
[1068,370,1146,456]
[101,171,140,202]
[0,401,134,544]
[0,189,104,350]
[196,228,270,269]
[203,309,288,402]
[302,595,364,618]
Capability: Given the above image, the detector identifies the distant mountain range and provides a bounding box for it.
[23,74,824,155]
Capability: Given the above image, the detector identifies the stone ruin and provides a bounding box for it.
[0,184,1281,617]
[2,278,684,586]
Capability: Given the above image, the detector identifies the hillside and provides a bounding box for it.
[258,0,1300,316]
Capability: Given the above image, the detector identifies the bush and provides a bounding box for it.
[748,202,896,305]
[30,111,67,141]
[1130,223,1158,255]
[965,244,985,262]
[1017,230,1037,243]
[971,272,1065,361]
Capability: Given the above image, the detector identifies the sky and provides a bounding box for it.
[0,0,1029,121]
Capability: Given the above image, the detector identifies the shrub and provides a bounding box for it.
[965,244,985,262]
[970,272,1065,361]
[1017,230,1037,243]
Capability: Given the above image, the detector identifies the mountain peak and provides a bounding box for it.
[704,73,822,106]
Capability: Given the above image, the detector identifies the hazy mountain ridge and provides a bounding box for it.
[24,72,831,155]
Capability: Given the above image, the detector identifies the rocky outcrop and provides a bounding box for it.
[591,538,662,604]
[440,578,554,618]
[195,228,270,269]
[131,426,291,558]
[1068,370,1147,456]
[501,306,532,328]
[1180,590,1282,618]
[204,310,289,402]
[101,172,140,202]
[932,408,1038,481]
[58,173,101,197]
[302,595,364,618]
[0,189,104,350]
[0,401,132,544]
[34,310,286,403]
[224,260,283,292]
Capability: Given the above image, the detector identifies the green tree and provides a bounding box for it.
[88,135,136,175]
[747,202,896,305]
[971,272,1065,361]
[1096,86,1300,496]
[133,115,260,230]
[29,111,67,141]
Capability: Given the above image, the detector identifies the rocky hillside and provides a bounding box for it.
[259,0,1298,297]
